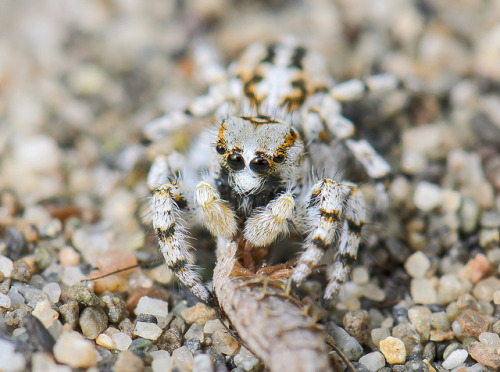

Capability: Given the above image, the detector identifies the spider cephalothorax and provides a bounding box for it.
[147,40,395,305]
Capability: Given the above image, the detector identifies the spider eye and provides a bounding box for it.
[227,153,245,171]
[273,154,285,163]
[216,144,226,154]
[250,157,270,174]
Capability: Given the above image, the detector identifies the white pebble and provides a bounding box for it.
[32,300,59,328]
[95,334,116,350]
[359,351,386,372]
[0,293,12,308]
[0,256,14,277]
[42,282,61,304]
[413,181,443,212]
[7,287,25,306]
[193,354,213,372]
[13,135,61,173]
[172,346,194,370]
[0,339,26,372]
[411,278,438,304]
[151,355,173,372]
[404,251,431,278]
[185,323,204,342]
[203,319,226,335]
[352,266,369,285]
[134,296,169,318]
[134,322,163,341]
[150,350,170,360]
[53,332,98,368]
[111,332,132,351]
[442,349,468,369]
[478,332,500,349]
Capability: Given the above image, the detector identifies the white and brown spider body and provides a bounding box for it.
[147,40,395,305]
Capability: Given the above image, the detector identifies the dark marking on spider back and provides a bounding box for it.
[156,226,175,242]
[289,46,307,69]
[261,43,277,64]
[239,115,281,126]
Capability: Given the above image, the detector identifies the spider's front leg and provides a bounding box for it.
[291,179,366,300]
[243,192,296,247]
[151,182,215,305]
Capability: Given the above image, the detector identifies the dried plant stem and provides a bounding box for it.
[213,241,333,372]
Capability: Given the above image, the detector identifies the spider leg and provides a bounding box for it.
[195,181,238,240]
[151,183,214,304]
[243,191,295,247]
[291,179,351,286]
[325,184,366,299]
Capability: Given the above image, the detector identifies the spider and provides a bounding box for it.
[146,40,396,305]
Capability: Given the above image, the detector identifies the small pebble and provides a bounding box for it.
[438,274,471,304]
[134,296,169,318]
[343,310,371,344]
[172,345,194,370]
[59,246,80,266]
[0,339,26,372]
[134,321,163,341]
[392,321,422,356]
[472,276,500,301]
[151,354,173,372]
[360,282,385,302]
[79,306,108,339]
[193,353,213,372]
[326,322,363,361]
[53,331,98,368]
[185,338,201,354]
[11,259,34,282]
[185,323,204,342]
[96,333,117,349]
[408,306,431,342]
[468,342,500,370]
[58,300,79,328]
[32,299,59,328]
[204,319,226,335]
[478,332,500,349]
[212,330,240,355]
[413,182,443,212]
[113,350,144,372]
[101,294,128,324]
[67,284,99,306]
[411,278,438,304]
[112,332,133,351]
[234,346,261,372]
[180,302,217,325]
[430,311,450,331]
[359,351,386,372]
[404,251,431,278]
[0,292,12,308]
[42,282,61,304]
[352,266,369,285]
[379,337,406,365]
[156,327,182,353]
[371,328,390,346]
[0,256,14,277]
[456,309,490,338]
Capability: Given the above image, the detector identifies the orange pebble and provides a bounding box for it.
[96,249,138,275]
[91,270,129,293]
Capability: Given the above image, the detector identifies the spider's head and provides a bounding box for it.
[214,115,304,195]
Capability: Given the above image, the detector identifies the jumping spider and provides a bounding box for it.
[146,40,395,305]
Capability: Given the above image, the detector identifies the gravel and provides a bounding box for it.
[0,1,499,371]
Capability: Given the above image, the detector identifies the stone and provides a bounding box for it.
[134,296,168,319]
[180,302,217,325]
[185,338,201,354]
[126,287,169,313]
[430,311,450,331]
[58,300,79,328]
[467,254,493,284]
[53,331,98,368]
[32,299,59,328]
[456,310,490,338]
[0,256,14,277]
[438,274,472,305]
[42,282,61,304]
[156,327,182,353]
[326,322,363,361]
[0,292,11,308]
[468,342,500,370]
[473,277,500,301]
[392,321,422,356]
[101,294,128,323]
[404,251,431,278]
[0,339,26,372]
[411,278,438,304]
[234,346,261,372]
[360,282,386,302]
[379,337,406,365]
[343,310,371,344]
[408,306,431,341]
[151,353,173,372]
[136,313,157,324]
[134,321,163,341]
[371,328,390,346]
[204,319,226,335]
[359,351,386,372]
[212,329,240,355]
[352,266,369,285]
[111,332,132,351]
[113,350,144,372]
[96,333,116,349]
[442,348,468,369]
[11,259,34,282]
[172,346,194,370]
[59,246,80,267]
[413,182,443,212]
[478,332,500,349]
[67,284,99,306]
[185,323,204,342]
[193,354,213,372]
[79,306,108,339]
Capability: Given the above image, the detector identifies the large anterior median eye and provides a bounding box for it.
[250,157,270,174]
[227,153,245,171]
